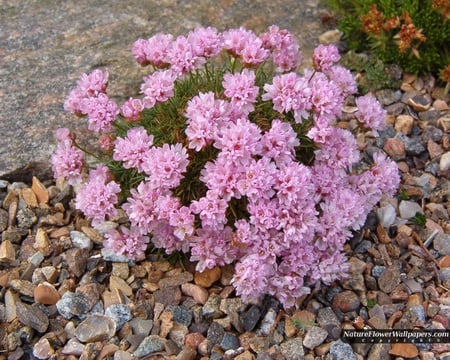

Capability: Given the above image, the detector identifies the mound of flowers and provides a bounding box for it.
[52,25,400,307]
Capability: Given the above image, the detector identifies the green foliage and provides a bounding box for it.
[326,0,450,78]
[411,211,427,227]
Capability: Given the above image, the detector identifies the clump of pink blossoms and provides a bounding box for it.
[53,26,400,308]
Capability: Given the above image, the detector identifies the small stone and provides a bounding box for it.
[383,138,405,160]
[280,337,304,360]
[64,248,89,277]
[389,343,419,358]
[176,347,197,360]
[440,151,450,172]
[9,279,35,297]
[194,266,221,288]
[133,335,167,357]
[0,208,8,232]
[378,265,401,293]
[70,230,92,250]
[220,332,240,351]
[130,318,153,337]
[61,338,85,356]
[153,286,182,306]
[367,343,390,360]
[56,291,93,319]
[33,337,54,359]
[21,188,38,207]
[438,255,450,268]
[74,314,116,343]
[5,289,17,322]
[439,268,450,281]
[376,89,401,106]
[110,275,133,297]
[241,305,261,332]
[159,271,193,288]
[0,239,16,264]
[112,262,130,279]
[166,305,193,327]
[317,307,341,340]
[257,308,277,336]
[181,283,209,304]
[185,332,205,350]
[31,176,49,204]
[159,310,174,338]
[202,293,224,319]
[395,114,414,135]
[169,322,189,348]
[318,29,342,44]
[428,140,444,159]
[207,321,225,346]
[332,291,360,313]
[105,304,132,330]
[16,300,49,333]
[376,204,397,228]
[399,200,423,219]
[34,282,60,305]
[434,234,450,255]
[329,339,357,360]
[33,228,51,256]
[407,94,432,112]
[101,247,131,263]
[303,326,328,349]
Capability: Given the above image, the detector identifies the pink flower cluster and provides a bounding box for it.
[54,26,400,308]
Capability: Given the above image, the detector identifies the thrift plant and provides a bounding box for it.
[52,26,400,308]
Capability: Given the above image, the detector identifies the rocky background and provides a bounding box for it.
[0,0,331,180]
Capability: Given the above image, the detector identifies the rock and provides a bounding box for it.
[407,94,432,112]
[317,307,341,340]
[0,239,16,264]
[318,29,342,44]
[166,305,193,327]
[181,283,209,304]
[332,290,361,313]
[279,337,304,360]
[367,343,390,360]
[399,200,423,219]
[0,208,8,232]
[61,338,85,356]
[194,266,221,287]
[207,322,225,346]
[422,125,443,143]
[159,310,174,338]
[154,286,182,306]
[434,233,450,255]
[130,318,153,337]
[395,114,414,135]
[303,326,328,349]
[383,138,405,160]
[220,332,240,351]
[34,282,60,305]
[16,300,49,333]
[109,275,133,297]
[185,332,205,350]
[241,305,262,332]
[112,262,130,279]
[5,289,17,322]
[105,304,132,330]
[202,293,224,319]
[376,89,401,106]
[33,337,55,359]
[428,140,444,159]
[64,248,89,277]
[376,204,397,228]
[74,314,116,343]
[389,343,419,358]
[70,230,93,250]
[329,339,356,360]
[56,291,93,319]
[169,322,189,348]
[176,347,197,360]
[133,335,167,358]
[31,177,49,204]
[256,308,277,336]
[21,187,38,207]
[378,265,401,293]
[440,151,450,172]
[158,271,194,288]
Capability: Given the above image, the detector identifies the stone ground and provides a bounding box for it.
[0,0,332,179]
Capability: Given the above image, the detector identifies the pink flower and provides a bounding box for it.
[262,72,312,122]
[187,27,222,57]
[222,69,259,113]
[240,37,270,66]
[132,33,173,67]
[80,93,119,133]
[141,69,177,108]
[75,165,121,226]
[168,35,205,76]
[190,190,228,229]
[104,225,149,260]
[355,93,387,133]
[308,71,344,120]
[113,126,154,172]
[142,143,189,190]
[326,65,358,96]
[51,137,84,185]
[222,27,256,56]
[260,119,299,165]
[121,97,144,122]
[313,44,341,72]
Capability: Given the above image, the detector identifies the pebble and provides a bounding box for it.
[280,338,304,360]
[56,291,93,319]
[203,293,224,319]
[194,266,221,287]
[389,343,419,358]
[241,305,262,332]
[376,204,397,228]
[181,283,209,304]
[70,230,92,250]
[332,290,361,312]
[0,239,16,264]
[105,304,132,330]
[34,282,60,305]
[74,314,116,342]
[61,338,85,356]
[303,326,328,349]
[16,300,49,333]
[434,233,450,255]
[395,114,414,135]
[440,151,450,171]
[166,305,193,327]
[378,265,401,293]
[383,137,406,160]
[33,337,55,359]
[329,339,357,360]
[159,271,194,288]
[317,307,341,340]
[399,200,423,219]
[133,335,167,358]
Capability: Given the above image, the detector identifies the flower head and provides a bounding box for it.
[355,93,387,133]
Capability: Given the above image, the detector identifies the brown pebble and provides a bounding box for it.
[34,283,60,305]
[181,283,209,305]
[194,266,221,288]
[383,138,406,160]
[21,188,38,207]
[389,343,419,358]
[32,176,49,205]
[332,290,361,313]
[0,240,16,264]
